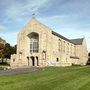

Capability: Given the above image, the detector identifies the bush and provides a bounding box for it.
[72,63,81,66]
[0,67,4,70]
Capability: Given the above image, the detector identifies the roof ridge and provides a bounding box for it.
[52,31,75,44]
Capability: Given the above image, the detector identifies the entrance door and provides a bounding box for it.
[31,56,35,66]
[27,57,29,66]
[36,56,39,66]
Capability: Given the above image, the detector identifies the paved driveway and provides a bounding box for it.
[0,67,42,76]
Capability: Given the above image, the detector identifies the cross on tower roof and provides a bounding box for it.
[32,13,35,18]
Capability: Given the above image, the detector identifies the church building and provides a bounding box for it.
[10,17,88,68]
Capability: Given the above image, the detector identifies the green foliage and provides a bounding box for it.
[0,67,4,70]
[0,43,16,63]
[0,66,90,90]
[0,43,4,49]
[4,43,14,59]
[72,63,82,66]
[3,43,11,59]
[0,43,5,61]
[88,52,90,56]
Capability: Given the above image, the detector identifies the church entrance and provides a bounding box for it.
[31,56,35,66]
[36,56,39,66]
[30,56,39,66]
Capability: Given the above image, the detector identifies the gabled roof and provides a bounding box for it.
[52,31,84,45]
[52,31,73,44]
[26,17,84,45]
[70,38,84,45]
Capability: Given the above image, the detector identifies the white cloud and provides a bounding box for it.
[5,0,49,21]
[0,24,6,31]
[57,28,90,52]
[0,31,18,46]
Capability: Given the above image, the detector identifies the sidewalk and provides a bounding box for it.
[0,67,42,76]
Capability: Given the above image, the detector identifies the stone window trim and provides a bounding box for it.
[28,32,39,53]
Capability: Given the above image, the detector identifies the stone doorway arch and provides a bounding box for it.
[36,56,39,66]
[30,56,35,66]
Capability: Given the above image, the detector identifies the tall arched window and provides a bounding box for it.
[28,32,39,53]
[58,39,62,52]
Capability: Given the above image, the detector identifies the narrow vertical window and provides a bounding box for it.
[58,39,62,52]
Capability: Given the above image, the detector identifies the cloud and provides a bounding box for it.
[0,31,18,46]
[5,0,49,21]
[42,14,90,32]
[45,0,90,15]
[0,0,90,51]
[0,24,6,31]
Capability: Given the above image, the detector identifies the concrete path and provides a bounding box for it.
[0,67,42,76]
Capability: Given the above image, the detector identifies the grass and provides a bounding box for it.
[0,66,90,90]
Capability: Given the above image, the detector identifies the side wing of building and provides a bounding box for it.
[49,31,79,66]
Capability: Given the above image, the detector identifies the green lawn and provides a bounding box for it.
[0,66,90,90]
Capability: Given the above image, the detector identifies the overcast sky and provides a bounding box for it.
[0,0,90,51]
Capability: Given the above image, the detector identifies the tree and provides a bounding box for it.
[88,52,90,57]
[3,43,11,59]
[12,45,17,54]
[3,43,17,59]
[0,43,17,64]
[87,52,90,65]
[0,43,5,63]
[0,43,4,49]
